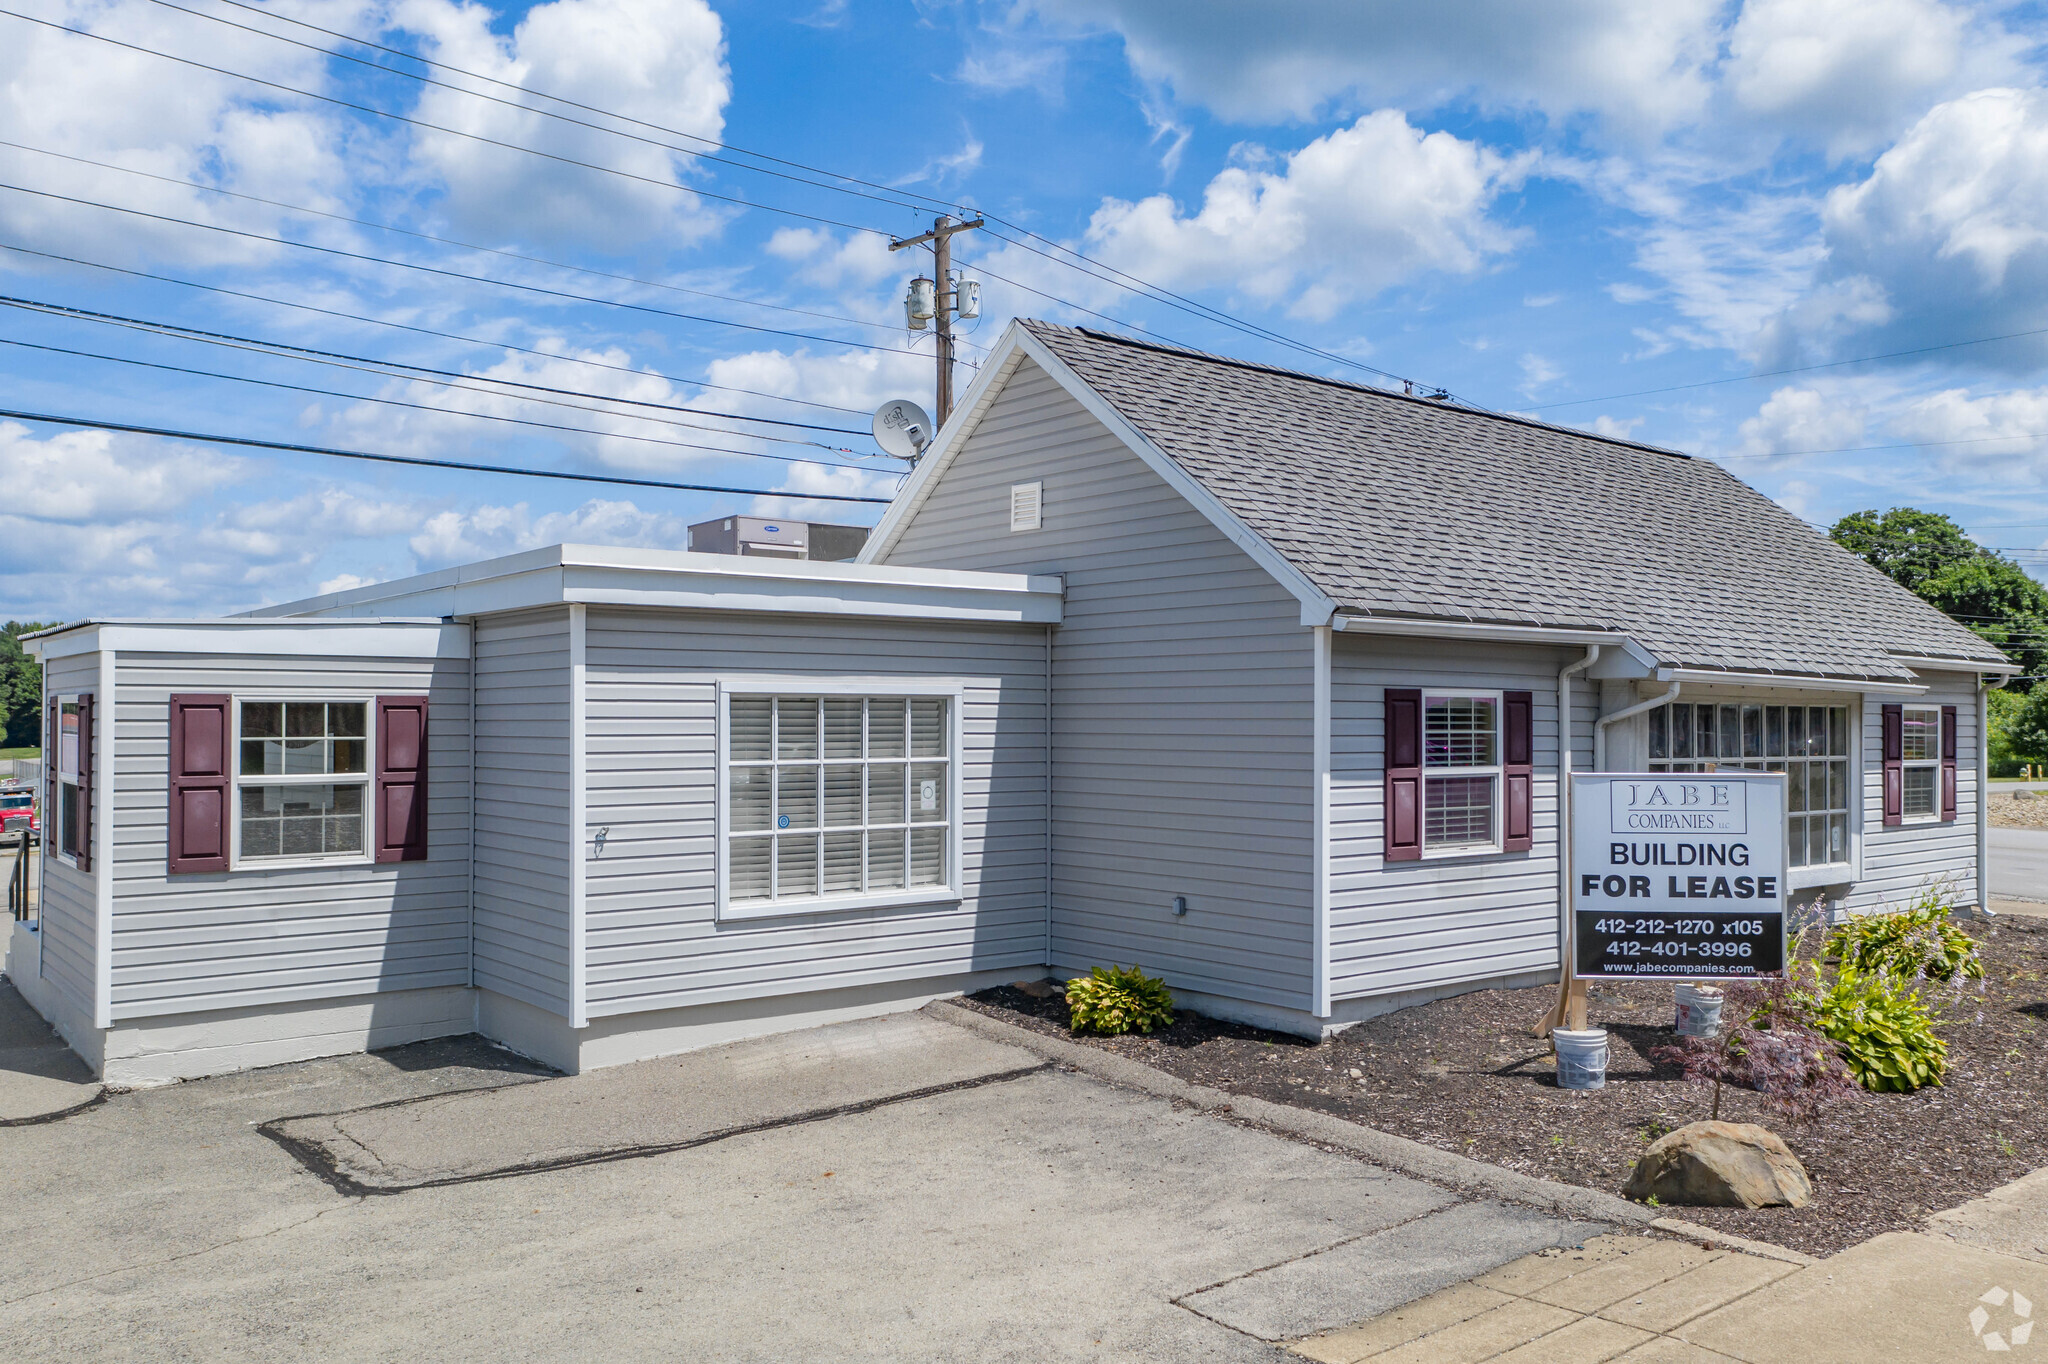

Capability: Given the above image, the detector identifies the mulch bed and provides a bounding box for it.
[959,916,2048,1258]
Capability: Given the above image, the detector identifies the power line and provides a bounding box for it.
[143,0,964,225]
[0,293,873,440]
[0,334,901,472]
[0,139,979,351]
[1714,431,2048,462]
[1526,326,2048,413]
[0,240,867,416]
[69,1,1449,396]
[0,181,932,356]
[0,406,896,502]
[0,7,892,240]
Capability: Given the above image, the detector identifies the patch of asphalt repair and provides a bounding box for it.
[259,1061,1056,1198]
[0,1088,108,1127]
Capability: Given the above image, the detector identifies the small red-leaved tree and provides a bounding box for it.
[1652,977,1861,1124]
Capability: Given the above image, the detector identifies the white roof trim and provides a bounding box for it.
[1892,653,2020,676]
[245,542,1063,625]
[1332,614,1663,674]
[859,322,1341,628]
[1664,667,1929,696]
[26,620,468,662]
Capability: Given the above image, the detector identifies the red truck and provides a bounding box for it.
[0,785,37,846]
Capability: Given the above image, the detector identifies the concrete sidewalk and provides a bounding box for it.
[0,971,99,1122]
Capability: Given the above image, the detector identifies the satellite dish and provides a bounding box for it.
[872,398,933,462]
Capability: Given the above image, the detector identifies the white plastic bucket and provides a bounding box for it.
[1675,983,1725,1038]
[1553,1028,1609,1090]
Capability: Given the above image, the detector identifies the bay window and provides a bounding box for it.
[1648,701,1852,869]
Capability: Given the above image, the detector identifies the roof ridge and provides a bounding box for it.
[1023,319,1693,461]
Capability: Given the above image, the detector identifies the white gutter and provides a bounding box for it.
[1595,681,1682,774]
[1555,644,1601,984]
[1664,668,1927,697]
[1331,615,1660,676]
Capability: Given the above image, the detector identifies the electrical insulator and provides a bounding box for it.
[905,276,936,329]
[955,276,981,320]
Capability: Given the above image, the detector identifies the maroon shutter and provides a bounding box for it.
[1941,704,1959,822]
[45,696,58,849]
[1881,703,1903,828]
[375,695,429,863]
[1502,690,1533,853]
[74,694,93,873]
[1384,688,1423,862]
[168,694,230,874]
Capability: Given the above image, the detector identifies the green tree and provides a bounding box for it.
[1831,507,1986,593]
[0,622,56,750]
[1832,508,2048,691]
[2005,686,2048,764]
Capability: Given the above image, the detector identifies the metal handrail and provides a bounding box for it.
[7,833,28,922]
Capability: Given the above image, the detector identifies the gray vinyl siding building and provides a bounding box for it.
[881,357,1317,1013]
[11,318,2013,1081]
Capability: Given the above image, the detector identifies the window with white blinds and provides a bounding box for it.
[725,693,952,908]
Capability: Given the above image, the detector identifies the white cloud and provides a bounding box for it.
[0,421,241,520]
[390,0,732,252]
[1588,414,1644,440]
[1069,111,1523,321]
[698,346,934,425]
[0,0,367,270]
[1023,0,1722,133]
[1734,385,1868,461]
[1762,87,2048,369]
[750,460,898,522]
[1518,353,1563,398]
[1892,385,2048,473]
[408,497,694,565]
[1723,0,2019,158]
[765,227,901,290]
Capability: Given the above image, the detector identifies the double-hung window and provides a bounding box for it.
[1647,701,1852,868]
[1899,705,1941,821]
[55,697,85,862]
[1423,692,1500,853]
[724,692,953,915]
[235,701,371,863]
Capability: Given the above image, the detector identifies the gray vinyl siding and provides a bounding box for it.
[582,608,1047,1016]
[106,653,471,1019]
[37,652,99,1021]
[880,357,1316,1009]
[1327,635,1591,1000]
[472,608,574,1014]
[1844,675,1981,916]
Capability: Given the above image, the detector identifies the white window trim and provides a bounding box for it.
[715,677,965,922]
[52,692,82,870]
[1420,688,1505,861]
[1637,693,1863,889]
[1900,703,1944,825]
[228,694,378,872]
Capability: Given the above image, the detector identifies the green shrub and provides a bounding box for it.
[1807,965,1949,1093]
[1825,884,1983,984]
[1064,965,1175,1036]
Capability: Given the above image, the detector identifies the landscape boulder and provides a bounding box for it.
[1623,1121,1813,1208]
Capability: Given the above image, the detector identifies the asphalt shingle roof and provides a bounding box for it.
[1023,321,2005,680]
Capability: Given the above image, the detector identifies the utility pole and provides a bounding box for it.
[891,214,983,425]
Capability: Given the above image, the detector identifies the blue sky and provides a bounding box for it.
[5,0,2048,619]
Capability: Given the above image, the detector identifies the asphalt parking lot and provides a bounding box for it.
[0,997,1607,1362]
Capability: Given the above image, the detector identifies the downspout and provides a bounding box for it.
[1979,675,1995,919]
[1546,646,1600,1029]
[1595,681,1681,774]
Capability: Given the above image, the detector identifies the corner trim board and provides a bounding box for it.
[569,602,588,1030]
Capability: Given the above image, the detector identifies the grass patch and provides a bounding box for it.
[0,747,39,760]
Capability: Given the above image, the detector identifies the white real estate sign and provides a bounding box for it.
[1570,772,1788,980]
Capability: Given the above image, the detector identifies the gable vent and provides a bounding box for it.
[1009,480,1043,532]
